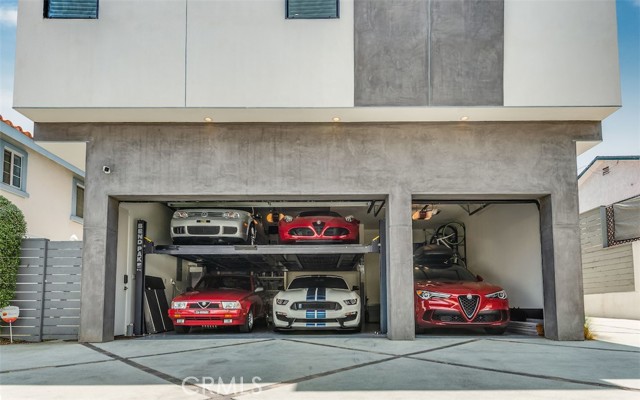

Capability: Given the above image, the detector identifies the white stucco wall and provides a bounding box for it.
[1,146,83,241]
[504,0,620,107]
[14,0,618,114]
[578,159,640,213]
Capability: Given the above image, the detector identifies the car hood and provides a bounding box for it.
[173,288,251,302]
[414,280,503,295]
[277,287,358,301]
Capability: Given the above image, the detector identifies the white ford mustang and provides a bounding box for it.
[272,275,361,331]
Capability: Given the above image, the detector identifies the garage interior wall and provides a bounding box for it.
[114,203,176,336]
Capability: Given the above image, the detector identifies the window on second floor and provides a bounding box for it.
[45,0,99,19]
[2,144,27,194]
[72,178,85,222]
[286,0,339,19]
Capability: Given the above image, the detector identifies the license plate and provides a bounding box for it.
[196,220,210,223]
[177,319,184,323]
[195,310,209,314]
[223,319,233,323]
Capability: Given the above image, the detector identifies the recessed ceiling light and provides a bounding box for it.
[332,117,341,122]
[204,117,213,122]
[460,116,469,121]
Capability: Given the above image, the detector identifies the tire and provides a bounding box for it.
[239,308,254,333]
[442,222,465,246]
[246,224,257,245]
[175,325,190,334]
[484,327,507,335]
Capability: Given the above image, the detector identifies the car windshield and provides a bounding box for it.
[288,276,349,290]
[413,266,477,282]
[195,276,252,291]
[298,211,342,218]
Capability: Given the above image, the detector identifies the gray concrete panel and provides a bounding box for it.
[36,121,600,342]
[430,0,504,106]
[354,0,429,106]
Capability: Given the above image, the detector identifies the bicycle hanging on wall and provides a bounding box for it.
[429,221,467,267]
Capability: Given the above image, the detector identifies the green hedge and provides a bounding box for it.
[0,195,27,309]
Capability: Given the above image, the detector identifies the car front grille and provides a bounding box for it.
[189,302,220,309]
[222,226,238,235]
[291,301,342,310]
[432,310,465,322]
[323,227,349,236]
[289,228,315,236]
[429,309,504,323]
[187,211,224,218]
[458,295,480,319]
[312,222,326,234]
[187,226,220,235]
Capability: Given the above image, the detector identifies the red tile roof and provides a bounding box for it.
[0,115,33,139]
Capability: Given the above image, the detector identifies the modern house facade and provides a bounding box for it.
[1,116,84,241]
[13,0,620,342]
[578,156,640,320]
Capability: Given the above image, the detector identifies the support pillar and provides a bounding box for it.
[385,188,415,340]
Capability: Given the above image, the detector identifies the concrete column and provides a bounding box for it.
[540,194,585,341]
[79,195,119,342]
[385,188,415,340]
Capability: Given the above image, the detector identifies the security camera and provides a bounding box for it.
[102,166,111,174]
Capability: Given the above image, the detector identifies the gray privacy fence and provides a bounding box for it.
[0,239,82,342]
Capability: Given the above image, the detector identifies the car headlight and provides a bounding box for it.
[416,290,451,300]
[173,211,189,219]
[223,211,240,219]
[284,215,293,223]
[171,301,188,309]
[486,290,508,299]
[343,298,358,305]
[275,299,289,305]
[345,215,355,222]
[221,301,241,309]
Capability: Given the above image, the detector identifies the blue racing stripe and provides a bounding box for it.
[317,287,326,301]
[306,288,315,301]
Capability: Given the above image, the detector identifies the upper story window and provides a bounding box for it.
[45,0,99,19]
[1,142,28,196]
[286,0,339,19]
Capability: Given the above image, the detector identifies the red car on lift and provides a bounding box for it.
[169,274,266,334]
[414,264,510,334]
[278,211,360,244]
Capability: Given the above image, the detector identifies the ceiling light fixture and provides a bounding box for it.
[412,205,440,220]
[332,117,341,122]
[460,116,469,121]
[204,117,213,122]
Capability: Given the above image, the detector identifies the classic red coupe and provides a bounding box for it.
[278,211,360,244]
[414,265,510,334]
[169,274,266,334]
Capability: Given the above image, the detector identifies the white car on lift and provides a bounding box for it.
[272,275,361,331]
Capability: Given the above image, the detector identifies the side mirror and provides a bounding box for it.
[185,287,194,292]
[476,275,483,282]
[352,285,360,291]
[255,286,264,293]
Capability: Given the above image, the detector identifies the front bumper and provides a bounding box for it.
[415,296,509,329]
[272,306,361,329]
[169,308,248,327]
[171,218,249,244]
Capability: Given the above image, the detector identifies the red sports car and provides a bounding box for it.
[414,265,510,334]
[279,211,360,244]
[169,274,266,333]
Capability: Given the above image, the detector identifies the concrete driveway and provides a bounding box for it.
[1,330,639,400]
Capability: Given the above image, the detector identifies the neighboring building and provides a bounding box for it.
[0,116,85,240]
[578,156,640,320]
[13,0,620,342]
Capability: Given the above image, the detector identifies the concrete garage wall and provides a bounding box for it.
[37,121,598,342]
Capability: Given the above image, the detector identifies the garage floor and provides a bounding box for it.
[1,329,639,400]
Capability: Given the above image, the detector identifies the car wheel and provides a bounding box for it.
[240,308,254,333]
[175,325,190,334]
[484,327,507,335]
[246,224,257,245]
